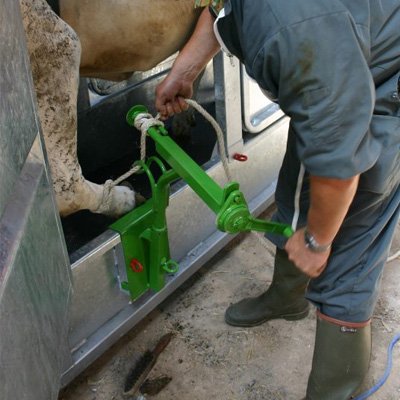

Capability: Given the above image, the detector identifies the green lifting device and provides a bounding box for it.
[110,105,293,300]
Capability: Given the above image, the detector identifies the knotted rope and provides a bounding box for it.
[95,112,164,214]
[96,100,232,213]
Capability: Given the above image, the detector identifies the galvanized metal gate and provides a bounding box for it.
[0,1,289,397]
[0,1,72,399]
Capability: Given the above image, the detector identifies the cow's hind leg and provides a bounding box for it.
[20,0,136,217]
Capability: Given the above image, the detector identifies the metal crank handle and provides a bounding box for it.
[244,216,294,238]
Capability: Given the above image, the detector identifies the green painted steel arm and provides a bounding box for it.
[127,105,293,238]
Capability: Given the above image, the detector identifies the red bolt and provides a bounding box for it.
[130,258,144,273]
[233,153,248,162]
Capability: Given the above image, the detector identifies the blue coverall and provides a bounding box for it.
[212,0,400,322]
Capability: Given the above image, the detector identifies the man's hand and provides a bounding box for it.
[154,8,220,120]
[285,228,330,278]
[285,174,359,278]
[155,74,193,120]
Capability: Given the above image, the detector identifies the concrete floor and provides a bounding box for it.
[59,217,400,400]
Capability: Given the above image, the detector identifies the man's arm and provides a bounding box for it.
[155,8,220,119]
[285,174,360,278]
[262,14,375,278]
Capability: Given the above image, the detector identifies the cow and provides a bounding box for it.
[20,0,201,217]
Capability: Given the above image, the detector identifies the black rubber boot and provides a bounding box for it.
[224,248,310,327]
[305,312,371,400]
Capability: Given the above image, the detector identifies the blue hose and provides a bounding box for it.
[353,333,400,400]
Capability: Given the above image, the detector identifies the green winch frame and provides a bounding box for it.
[110,105,293,300]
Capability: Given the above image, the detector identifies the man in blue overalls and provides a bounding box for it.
[155,1,400,398]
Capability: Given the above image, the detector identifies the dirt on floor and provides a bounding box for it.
[59,218,400,400]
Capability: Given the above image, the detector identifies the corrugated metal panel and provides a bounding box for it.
[0,1,71,399]
[0,0,39,217]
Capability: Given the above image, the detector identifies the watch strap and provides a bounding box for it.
[304,229,332,253]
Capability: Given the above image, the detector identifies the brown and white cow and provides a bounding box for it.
[20,0,200,217]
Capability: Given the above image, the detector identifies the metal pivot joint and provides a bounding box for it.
[217,189,293,237]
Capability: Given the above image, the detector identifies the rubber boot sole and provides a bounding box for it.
[225,306,310,327]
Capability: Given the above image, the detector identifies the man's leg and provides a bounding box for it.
[305,313,371,400]
[304,183,400,399]
[225,247,309,326]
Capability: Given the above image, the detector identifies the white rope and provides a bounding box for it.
[95,113,163,214]
[96,101,232,213]
[185,100,275,251]
[185,99,232,181]
[387,249,400,263]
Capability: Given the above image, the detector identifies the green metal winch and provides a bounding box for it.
[110,105,293,300]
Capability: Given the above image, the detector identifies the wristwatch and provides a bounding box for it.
[304,229,332,253]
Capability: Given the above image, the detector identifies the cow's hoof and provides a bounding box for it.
[120,181,147,206]
[134,192,147,206]
[98,185,136,218]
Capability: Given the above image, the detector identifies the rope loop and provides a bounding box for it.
[95,179,115,214]
[96,100,231,213]
[134,112,164,134]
